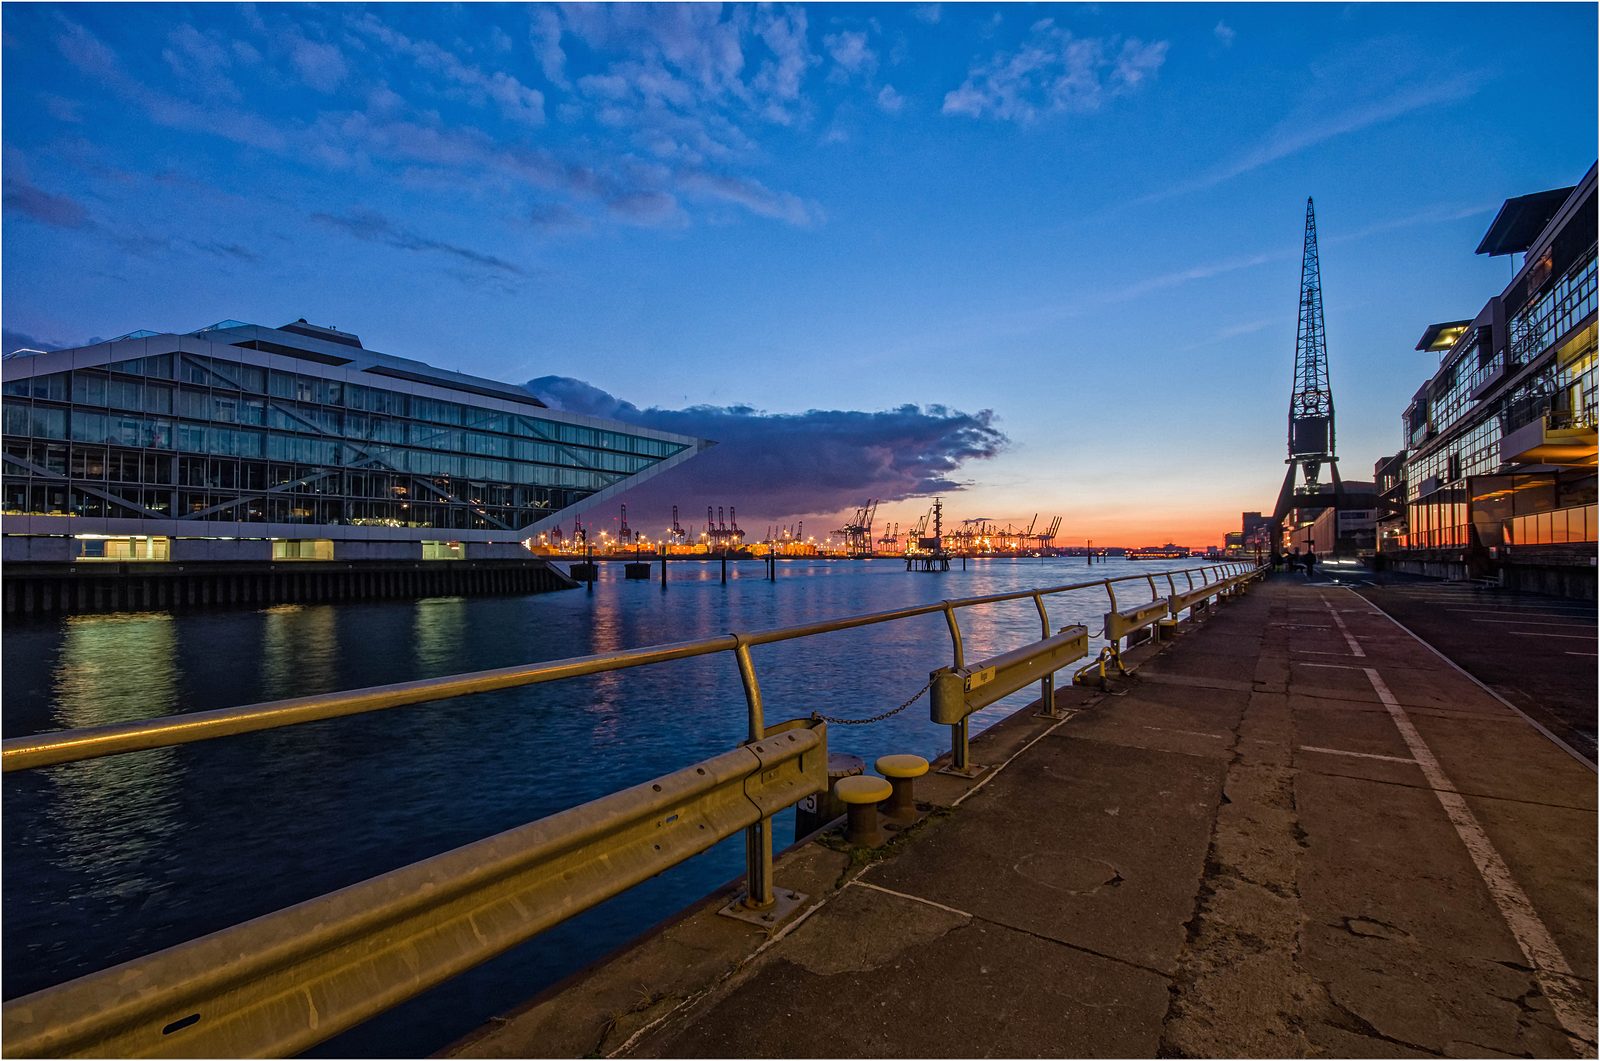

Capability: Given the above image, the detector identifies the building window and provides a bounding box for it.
[76,535,170,561]
[421,540,464,560]
[272,538,334,561]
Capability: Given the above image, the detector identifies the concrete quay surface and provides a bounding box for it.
[448,577,1597,1059]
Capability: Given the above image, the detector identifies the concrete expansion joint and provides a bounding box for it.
[960,907,1175,983]
[1301,767,1597,814]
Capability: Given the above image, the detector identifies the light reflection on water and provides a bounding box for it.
[48,614,182,903]
[2,556,1219,1056]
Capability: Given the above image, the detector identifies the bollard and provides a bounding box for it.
[794,753,865,840]
[874,754,929,824]
[834,775,891,847]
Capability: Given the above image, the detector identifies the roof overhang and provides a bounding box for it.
[1415,320,1472,352]
[1475,187,1576,256]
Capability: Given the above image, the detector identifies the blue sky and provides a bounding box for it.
[3,3,1595,545]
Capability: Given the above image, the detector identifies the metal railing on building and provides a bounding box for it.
[1,561,1257,1058]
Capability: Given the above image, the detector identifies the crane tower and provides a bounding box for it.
[1273,197,1343,531]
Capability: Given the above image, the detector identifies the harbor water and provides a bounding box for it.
[2,555,1221,1056]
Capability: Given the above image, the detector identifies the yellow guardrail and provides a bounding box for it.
[1,559,1260,1058]
[930,625,1090,772]
[3,719,826,1059]
[1105,598,1171,645]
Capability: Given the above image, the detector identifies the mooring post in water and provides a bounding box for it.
[721,549,728,584]
[660,544,667,589]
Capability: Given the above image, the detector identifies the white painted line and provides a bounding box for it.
[849,880,974,919]
[1299,744,1418,765]
[1301,662,1364,670]
[1450,608,1596,617]
[1566,652,1598,658]
[1323,600,1366,657]
[1507,632,1598,640]
[1345,589,1595,773]
[607,888,837,1057]
[1473,619,1598,628]
[951,714,1074,809]
[1361,667,1596,1055]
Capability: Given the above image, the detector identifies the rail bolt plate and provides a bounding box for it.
[717,888,809,929]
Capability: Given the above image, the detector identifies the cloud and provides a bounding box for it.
[288,34,347,93]
[679,171,823,226]
[39,93,84,123]
[750,6,817,122]
[529,202,594,233]
[914,4,942,25]
[1214,22,1236,46]
[824,30,877,82]
[4,329,66,355]
[162,23,236,92]
[354,15,545,125]
[1199,77,1480,191]
[530,7,569,87]
[526,376,1008,523]
[2,174,91,228]
[876,84,905,114]
[942,20,1168,123]
[312,209,525,277]
[1136,51,1485,204]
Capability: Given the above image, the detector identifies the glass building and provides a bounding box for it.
[1,319,709,563]
[1384,163,1596,594]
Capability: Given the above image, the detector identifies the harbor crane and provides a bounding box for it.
[836,499,879,558]
[1273,197,1344,536]
[1035,515,1062,551]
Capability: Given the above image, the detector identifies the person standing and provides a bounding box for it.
[1289,547,1302,574]
[1270,548,1283,574]
[1305,547,1318,579]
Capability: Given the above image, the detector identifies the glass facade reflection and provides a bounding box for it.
[2,320,707,557]
[1389,166,1597,567]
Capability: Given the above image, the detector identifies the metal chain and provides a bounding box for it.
[811,675,935,726]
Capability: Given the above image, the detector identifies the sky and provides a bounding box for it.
[3,2,1596,547]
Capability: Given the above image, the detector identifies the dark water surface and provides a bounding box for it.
[3,556,1219,1056]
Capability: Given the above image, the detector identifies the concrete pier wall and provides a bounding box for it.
[2,557,578,616]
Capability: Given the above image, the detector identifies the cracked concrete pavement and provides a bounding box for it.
[449,577,1597,1059]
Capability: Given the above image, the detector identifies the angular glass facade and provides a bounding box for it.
[1,321,706,549]
[1390,166,1597,562]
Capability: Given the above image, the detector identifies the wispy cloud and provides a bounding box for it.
[943,19,1168,123]
[3,174,91,228]
[1138,71,1485,204]
[354,14,545,125]
[312,209,526,277]
[46,8,830,251]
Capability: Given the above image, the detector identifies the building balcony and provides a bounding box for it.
[1499,413,1599,466]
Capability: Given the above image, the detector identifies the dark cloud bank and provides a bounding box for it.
[527,376,1008,528]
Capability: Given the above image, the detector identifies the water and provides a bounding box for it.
[2,555,1220,1055]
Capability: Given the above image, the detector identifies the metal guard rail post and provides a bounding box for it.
[2,720,827,1059]
[929,624,1090,773]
